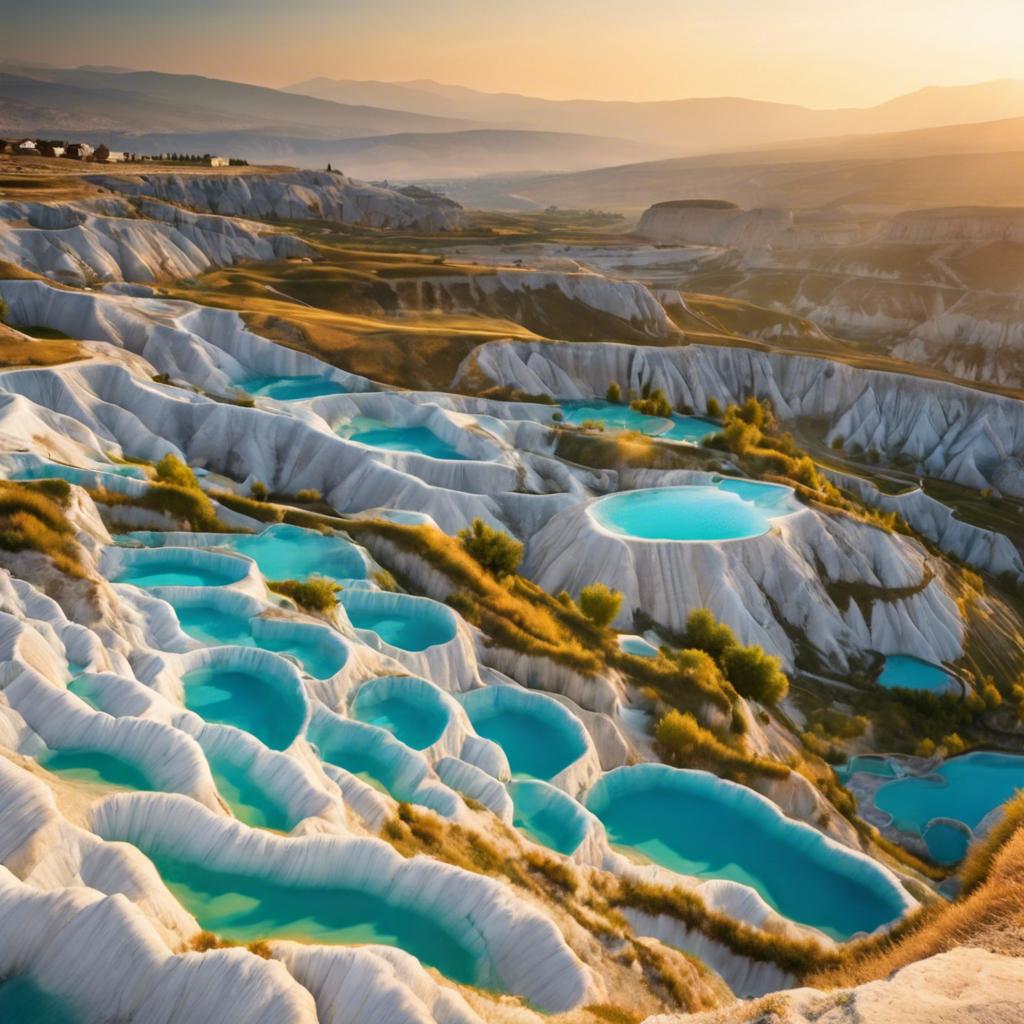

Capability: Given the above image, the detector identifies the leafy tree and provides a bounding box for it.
[250,480,269,501]
[722,644,789,704]
[578,582,622,627]
[682,608,736,660]
[458,518,523,578]
[706,396,721,418]
[606,381,622,403]
[155,453,199,490]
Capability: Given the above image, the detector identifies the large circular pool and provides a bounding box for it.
[591,485,776,542]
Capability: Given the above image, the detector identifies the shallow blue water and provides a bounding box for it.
[207,753,295,831]
[662,416,719,443]
[509,780,588,855]
[182,664,304,750]
[175,607,347,679]
[11,461,145,483]
[588,768,907,940]
[113,551,245,589]
[559,400,670,435]
[716,478,795,514]
[142,850,483,984]
[41,748,154,792]
[592,485,772,542]
[466,703,585,781]
[619,636,659,658]
[875,752,1024,839]
[342,594,454,652]
[352,677,449,750]
[835,756,899,784]
[229,524,366,584]
[877,655,953,693]
[342,416,467,460]
[236,374,349,401]
[923,822,971,864]
[0,977,82,1024]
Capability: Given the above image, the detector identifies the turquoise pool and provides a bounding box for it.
[592,485,772,542]
[510,780,588,855]
[875,752,1024,856]
[341,417,468,461]
[40,748,154,792]
[207,753,294,831]
[182,663,305,750]
[877,655,954,694]
[662,416,719,443]
[228,524,366,583]
[588,766,908,940]
[352,676,450,750]
[112,550,247,589]
[619,635,659,658]
[11,461,146,483]
[835,756,899,784]
[0,977,82,1024]
[175,606,348,680]
[309,717,422,802]
[558,401,717,445]
[143,851,483,985]
[341,592,456,652]
[235,374,349,401]
[922,822,971,865]
[463,689,587,781]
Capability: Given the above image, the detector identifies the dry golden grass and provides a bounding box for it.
[0,480,86,576]
[0,325,84,367]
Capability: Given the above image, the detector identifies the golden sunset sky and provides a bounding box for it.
[3,0,1023,106]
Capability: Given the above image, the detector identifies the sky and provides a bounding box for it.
[2,0,1023,107]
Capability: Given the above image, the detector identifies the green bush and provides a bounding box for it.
[682,608,737,660]
[629,388,671,418]
[295,488,322,503]
[457,518,523,579]
[722,644,789,704]
[268,575,339,612]
[606,382,622,403]
[706,396,721,418]
[578,583,622,627]
[154,452,199,490]
[250,480,269,501]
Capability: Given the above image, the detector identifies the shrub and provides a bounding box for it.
[457,518,523,578]
[155,452,199,490]
[655,709,788,778]
[682,608,736,660]
[705,396,721,418]
[295,488,322,503]
[371,568,398,592]
[0,296,7,323]
[0,481,85,577]
[606,382,622,403]
[831,435,845,450]
[268,575,339,612]
[250,480,269,501]
[722,644,789,704]
[578,583,622,627]
[630,388,671,418]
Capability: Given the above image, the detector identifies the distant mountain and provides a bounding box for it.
[286,76,1024,154]
[0,63,477,139]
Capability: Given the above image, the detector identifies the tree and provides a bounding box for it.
[250,480,268,501]
[722,644,789,704]
[578,583,622,627]
[683,608,736,660]
[606,382,622,403]
[706,396,721,418]
[155,452,199,490]
[458,518,523,578]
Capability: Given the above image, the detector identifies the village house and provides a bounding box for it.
[63,142,94,160]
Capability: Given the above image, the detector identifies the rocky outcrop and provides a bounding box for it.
[88,170,465,232]
[637,200,792,249]
[883,206,1024,244]
[643,947,1024,1024]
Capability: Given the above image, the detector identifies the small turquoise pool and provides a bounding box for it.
[176,606,347,680]
[510,780,588,855]
[922,822,971,865]
[11,461,146,483]
[143,851,483,985]
[0,977,82,1024]
[588,766,908,940]
[40,748,154,792]
[559,400,670,435]
[228,524,365,584]
[113,549,248,589]
[619,635,659,658]
[877,655,954,694]
[662,416,719,443]
[463,689,587,781]
[236,374,349,401]
[352,676,450,750]
[341,417,468,461]
[592,485,772,542]
[207,753,295,831]
[341,592,456,652]
[875,752,1024,854]
[182,663,305,750]
[835,756,899,784]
